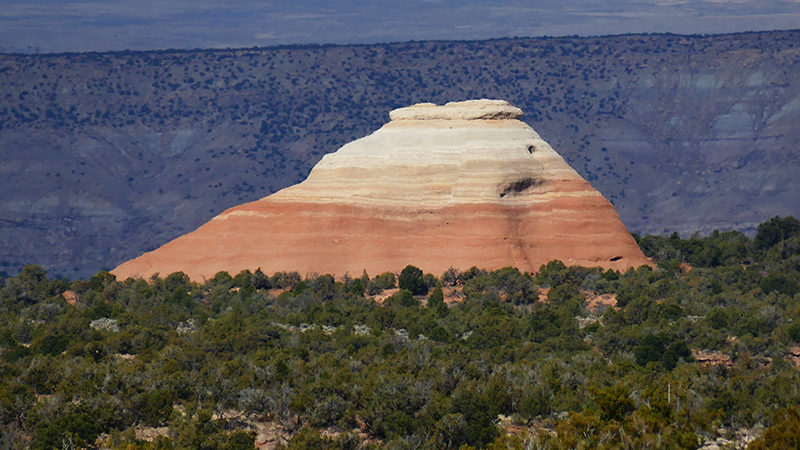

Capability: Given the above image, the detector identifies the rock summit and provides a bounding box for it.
[113,100,651,281]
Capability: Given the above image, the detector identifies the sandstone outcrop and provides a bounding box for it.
[113,100,651,281]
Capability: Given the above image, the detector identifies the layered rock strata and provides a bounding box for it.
[113,100,651,281]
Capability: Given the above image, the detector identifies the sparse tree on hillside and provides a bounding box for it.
[398,265,427,295]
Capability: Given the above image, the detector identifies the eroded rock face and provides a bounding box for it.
[389,99,524,121]
[113,100,651,281]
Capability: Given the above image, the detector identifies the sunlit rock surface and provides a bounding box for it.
[113,100,651,281]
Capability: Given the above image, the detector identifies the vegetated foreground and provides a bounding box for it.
[2,216,800,450]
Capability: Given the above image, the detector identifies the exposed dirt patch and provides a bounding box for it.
[788,345,800,367]
[268,287,290,297]
[583,293,618,313]
[134,426,169,441]
[442,286,464,305]
[537,287,550,303]
[368,288,400,305]
[62,290,79,305]
[693,350,733,367]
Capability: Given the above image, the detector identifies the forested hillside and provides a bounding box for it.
[2,30,800,277]
[1,216,800,449]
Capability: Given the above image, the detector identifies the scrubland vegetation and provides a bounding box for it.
[2,216,800,449]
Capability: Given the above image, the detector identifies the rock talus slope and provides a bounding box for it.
[113,100,651,280]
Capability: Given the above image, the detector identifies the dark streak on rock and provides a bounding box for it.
[499,177,542,198]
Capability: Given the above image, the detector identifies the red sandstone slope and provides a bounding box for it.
[113,100,651,281]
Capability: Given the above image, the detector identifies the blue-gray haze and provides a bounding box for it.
[1,0,800,53]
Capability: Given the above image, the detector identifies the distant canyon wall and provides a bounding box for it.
[1,30,799,277]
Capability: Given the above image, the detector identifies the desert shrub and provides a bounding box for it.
[398,265,427,295]
[367,272,396,295]
[755,216,800,250]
